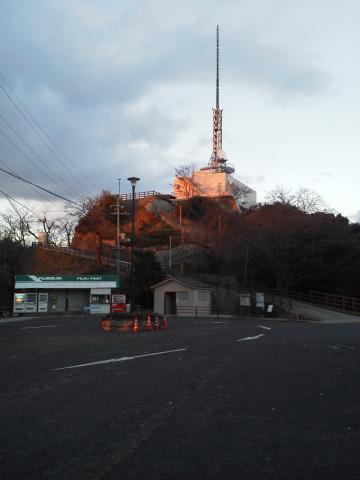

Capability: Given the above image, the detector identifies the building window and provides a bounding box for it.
[197,290,208,301]
[217,183,222,193]
[178,291,189,301]
[90,294,110,304]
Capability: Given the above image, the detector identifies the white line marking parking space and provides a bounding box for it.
[53,348,187,371]
[22,325,60,330]
[257,325,272,331]
[237,334,265,342]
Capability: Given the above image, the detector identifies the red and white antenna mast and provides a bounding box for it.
[203,25,234,174]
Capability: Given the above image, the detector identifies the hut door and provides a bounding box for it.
[164,292,176,314]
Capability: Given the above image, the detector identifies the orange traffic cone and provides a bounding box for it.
[101,318,111,332]
[161,316,168,330]
[146,315,152,331]
[154,316,159,330]
[133,317,139,333]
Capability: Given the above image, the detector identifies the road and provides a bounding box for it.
[1,315,360,479]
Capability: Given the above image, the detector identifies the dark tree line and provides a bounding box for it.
[186,199,360,297]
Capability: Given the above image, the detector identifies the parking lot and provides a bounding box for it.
[1,314,360,479]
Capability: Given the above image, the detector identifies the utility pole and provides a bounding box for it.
[244,248,249,285]
[179,202,184,275]
[169,235,172,270]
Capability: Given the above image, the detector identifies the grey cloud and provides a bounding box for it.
[0,2,329,109]
[0,0,332,207]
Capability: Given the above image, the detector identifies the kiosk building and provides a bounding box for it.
[13,274,119,314]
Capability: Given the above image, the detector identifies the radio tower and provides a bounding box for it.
[203,25,234,174]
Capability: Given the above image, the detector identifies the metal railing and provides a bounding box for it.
[175,305,212,317]
[288,290,360,315]
[38,245,131,270]
[120,190,162,201]
[251,285,360,316]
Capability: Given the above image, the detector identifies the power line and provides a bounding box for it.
[0,74,95,195]
[0,165,84,209]
[0,120,79,200]
[0,111,81,198]
[0,188,33,213]
[0,156,61,208]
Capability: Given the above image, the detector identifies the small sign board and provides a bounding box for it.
[111,293,126,313]
[267,304,274,313]
[112,294,126,304]
[256,292,265,309]
[239,293,251,306]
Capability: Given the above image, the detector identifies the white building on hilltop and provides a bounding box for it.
[173,26,256,209]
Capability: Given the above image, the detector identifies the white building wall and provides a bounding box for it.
[153,280,211,317]
[173,170,256,208]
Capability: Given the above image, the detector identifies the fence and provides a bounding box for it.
[39,245,131,271]
[176,305,212,317]
[120,190,162,201]
[288,290,360,315]
[252,285,360,316]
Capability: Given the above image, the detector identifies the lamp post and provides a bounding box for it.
[127,176,140,312]
[116,178,121,283]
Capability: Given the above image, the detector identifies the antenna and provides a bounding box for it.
[201,25,235,174]
[216,25,220,109]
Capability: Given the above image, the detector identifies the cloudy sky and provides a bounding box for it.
[0,0,359,221]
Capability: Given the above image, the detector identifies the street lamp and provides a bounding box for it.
[127,176,140,312]
[116,178,121,283]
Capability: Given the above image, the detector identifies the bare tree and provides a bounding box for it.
[58,217,77,247]
[174,164,199,199]
[0,201,37,246]
[37,215,66,246]
[295,187,328,214]
[265,186,328,214]
[230,182,253,207]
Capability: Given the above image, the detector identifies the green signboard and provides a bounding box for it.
[16,275,118,282]
[15,274,119,289]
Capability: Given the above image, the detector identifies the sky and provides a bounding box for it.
[0,0,359,222]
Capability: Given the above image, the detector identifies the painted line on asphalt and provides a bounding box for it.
[53,348,187,371]
[237,334,265,342]
[257,325,272,331]
[22,325,60,330]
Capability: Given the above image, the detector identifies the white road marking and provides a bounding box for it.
[209,321,227,324]
[257,325,272,331]
[53,348,187,371]
[237,334,265,342]
[22,325,60,330]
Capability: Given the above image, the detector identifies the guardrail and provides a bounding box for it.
[288,290,360,314]
[251,285,360,315]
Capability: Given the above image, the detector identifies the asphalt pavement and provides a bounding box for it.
[1,315,360,479]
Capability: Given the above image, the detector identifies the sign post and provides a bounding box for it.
[239,293,251,318]
[111,293,127,313]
